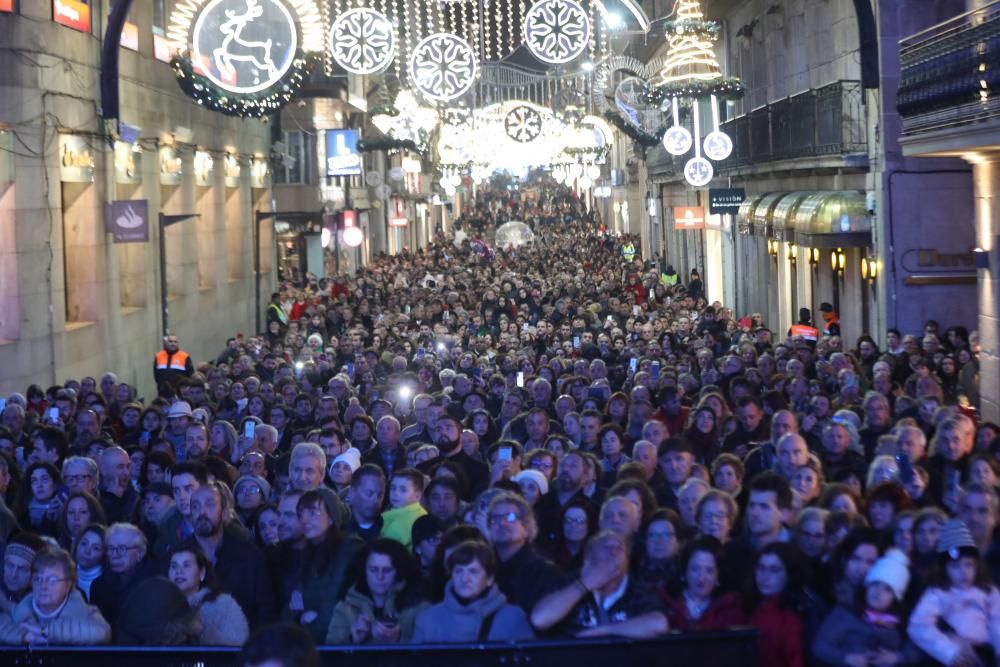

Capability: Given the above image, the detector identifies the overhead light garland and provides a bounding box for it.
[167,0,324,118]
[652,0,744,187]
[358,137,427,155]
[171,53,313,118]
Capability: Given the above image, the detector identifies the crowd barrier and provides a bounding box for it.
[0,629,760,666]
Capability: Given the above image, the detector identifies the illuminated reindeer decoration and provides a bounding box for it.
[213,0,279,81]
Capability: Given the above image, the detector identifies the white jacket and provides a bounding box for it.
[907,585,1000,665]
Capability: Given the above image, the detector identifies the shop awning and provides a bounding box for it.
[751,193,787,237]
[794,191,872,248]
[770,192,813,243]
[736,194,766,235]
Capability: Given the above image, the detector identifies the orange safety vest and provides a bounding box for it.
[155,349,190,372]
[790,325,819,341]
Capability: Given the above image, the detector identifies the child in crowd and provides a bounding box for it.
[908,520,1000,665]
[380,468,427,549]
[813,548,920,665]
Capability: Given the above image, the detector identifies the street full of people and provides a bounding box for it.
[0,182,993,666]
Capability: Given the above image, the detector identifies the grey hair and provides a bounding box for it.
[291,441,327,472]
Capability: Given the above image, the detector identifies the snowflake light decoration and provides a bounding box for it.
[684,156,714,187]
[329,7,395,75]
[505,105,543,142]
[409,33,478,102]
[523,0,591,65]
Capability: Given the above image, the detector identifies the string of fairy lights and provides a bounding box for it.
[164,0,740,191]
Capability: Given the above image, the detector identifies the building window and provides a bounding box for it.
[153,0,167,29]
[0,183,19,340]
[153,0,178,62]
[274,131,312,185]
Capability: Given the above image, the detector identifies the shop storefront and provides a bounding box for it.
[738,191,873,341]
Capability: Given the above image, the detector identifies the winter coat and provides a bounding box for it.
[908,585,1000,665]
[187,588,250,646]
[411,584,535,643]
[89,558,154,637]
[177,524,273,629]
[284,532,365,643]
[494,545,562,612]
[663,591,746,632]
[379,502,427,549]
[813,605,921,666]
[0,590,110,644]
[750,596,804,667]
[325,583,429,644]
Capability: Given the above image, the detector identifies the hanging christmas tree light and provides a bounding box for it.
[653,0,744,187]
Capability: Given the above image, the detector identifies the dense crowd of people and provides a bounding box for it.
[0,184,994,665]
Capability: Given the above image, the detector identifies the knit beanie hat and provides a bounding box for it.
[4,543,36,564]
[865,548,910,601]
[938,519,979,561]
[512,469,549,496]
[330,447,362,474]
[234,475,272,501]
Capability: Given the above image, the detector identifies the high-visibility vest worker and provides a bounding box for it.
[790,324,819,342]
[154,335,194,389]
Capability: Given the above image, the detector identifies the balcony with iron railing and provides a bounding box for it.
[649,80,867,179]
[718,80,867,171]
[897,0,1000,137]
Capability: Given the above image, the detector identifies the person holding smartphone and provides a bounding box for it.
[326,539,429,644]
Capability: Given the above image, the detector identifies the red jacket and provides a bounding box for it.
[652,407,690,437]
[290,301,307,321]
[663,591,746,632]
[750,596,804,667]
[624,280,646,305]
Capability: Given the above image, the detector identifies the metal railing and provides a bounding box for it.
[897,0,1000,135]
[0,630,760,667]
[717,80,866,169]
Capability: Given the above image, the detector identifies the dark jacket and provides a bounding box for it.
[99,487,140,525]
[553,574,666,637]
[89,558,154,640]
[820,450,868,488]
[417,451,490,501]
[283,532,365,643]
[813,605,921,666]
[179,524,275,629]
[361,444,408,479]
[495,544,562,612]
[722,423,769,457]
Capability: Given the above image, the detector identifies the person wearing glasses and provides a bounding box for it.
[89,522,152,636]
[0,547,110,644]
[487,493,560,613]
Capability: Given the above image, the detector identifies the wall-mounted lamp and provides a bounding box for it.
[788,244,798,265]
[831,247,846,274]
[861,256,878,282]
[768,238,779,258]
[807,247,821,267]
